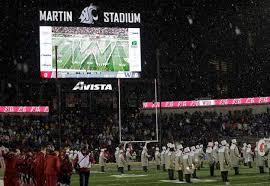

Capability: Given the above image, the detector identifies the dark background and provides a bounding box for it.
[1,0,270,106]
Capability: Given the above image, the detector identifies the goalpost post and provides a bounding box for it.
[118,78,159,143]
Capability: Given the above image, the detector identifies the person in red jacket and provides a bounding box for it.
[44,146,60,186]
[34,146,46,186]
[3,148,20,186]
[58,150,73,186]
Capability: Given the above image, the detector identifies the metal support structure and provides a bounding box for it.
[154,78,159,143]
[55,46,61,147]
[156,48,162,145]
[118,79,122,143]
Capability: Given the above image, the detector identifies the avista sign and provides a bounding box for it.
[72,82,112,91]
[40,4,141,24]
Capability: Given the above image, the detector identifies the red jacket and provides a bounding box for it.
[60,155,73,176]
[34,152,46,175]
[44,154,60,176]
[4,152,18,174]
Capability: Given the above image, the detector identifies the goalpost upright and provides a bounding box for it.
[118,78,159,144]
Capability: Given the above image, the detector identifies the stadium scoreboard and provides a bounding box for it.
[39,4,142,79]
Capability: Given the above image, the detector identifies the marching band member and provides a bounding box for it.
[115,147,120,171]
[206,142,215,176]
[182,147,194,183]
[132,150,137,161]
[118,150,126,174]
[266,143,270,179]
[165,143,171,171]
[44,146,61,186]
[126,148,132,171]
[141,144,150,172]
[195,145,204,171]
[242,143,247,166]
[190,146,198,178]
[230,139,240,175]
[199,144,205,168]
[167,144,175,180]
[246,144,253,168]
[99,149,107,172]
[58,150,73,186]
[154,147,161,170]
[255,142,265,173]
[3,147,21,186]
[161,146,166,171]
[213,141,219,170]
[0,144,6,171]
[34,145,46,186]
[175,144,184,181]
[219,140,230,183]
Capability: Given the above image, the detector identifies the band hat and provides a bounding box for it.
[177,144,183,150]
[208,142,213,147]
[221,140,227,146]
[184,147,190,153]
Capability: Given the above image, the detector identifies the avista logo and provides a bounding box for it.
[72,82,112,91]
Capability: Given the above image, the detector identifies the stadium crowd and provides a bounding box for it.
[1,109,270,160]
[52,27,128,37]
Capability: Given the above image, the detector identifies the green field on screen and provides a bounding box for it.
[52,34,129,72]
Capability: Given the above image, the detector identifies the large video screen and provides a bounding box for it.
[40,26,141,78]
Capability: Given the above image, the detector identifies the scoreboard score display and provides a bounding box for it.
[39,3,142,79]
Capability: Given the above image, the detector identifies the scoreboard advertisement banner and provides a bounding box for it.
[143,96,270,109]
[39,3,142,79]
[0,106,49,113]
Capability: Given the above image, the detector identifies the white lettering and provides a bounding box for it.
[73,82,112,91]
[66,11,72,21]
[105,84,112,90]
[128,13,133,23]
[46,11,52,21]
[134,13,140,23]
[109,12,114,21]
[114,13,119,22]
[104,12,109,22]
[100,84,106,90]
[102,12,141,23]
[40,11,47,21]
[84,84,91,90]
[119,13,125,23]
[52,11,58,21]
[58,11,63,21]
[39,10,72,22]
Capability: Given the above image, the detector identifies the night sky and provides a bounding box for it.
[1,0,270,104]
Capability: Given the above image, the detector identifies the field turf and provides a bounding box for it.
[1,162,270,185]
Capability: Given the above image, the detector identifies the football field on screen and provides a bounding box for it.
[52,34,129,72]
[2,162,270,186]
